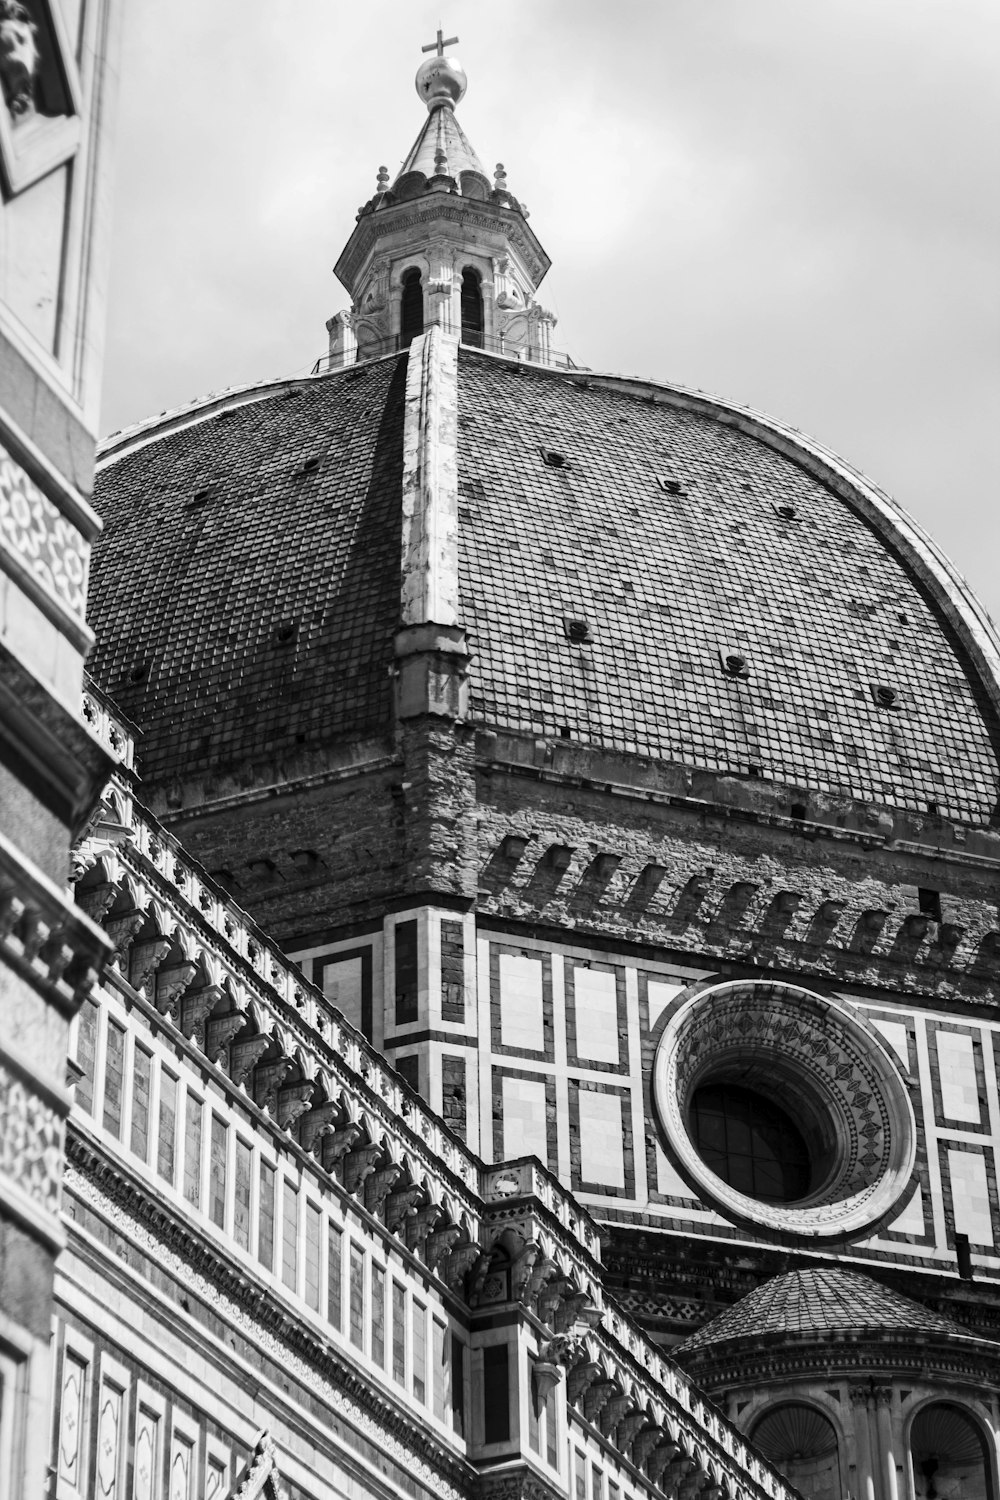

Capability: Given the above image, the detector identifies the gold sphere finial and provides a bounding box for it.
[416,28,466,112]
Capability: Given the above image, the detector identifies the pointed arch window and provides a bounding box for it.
[460,267,484,348]
[400,268,423,348]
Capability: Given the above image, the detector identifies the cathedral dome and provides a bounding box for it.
[91,341,1000,826]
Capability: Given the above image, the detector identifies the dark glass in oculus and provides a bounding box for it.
[690,1082,811,1203]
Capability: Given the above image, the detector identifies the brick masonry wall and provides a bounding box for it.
[168,762,405,946]
[474,762,1000,1006]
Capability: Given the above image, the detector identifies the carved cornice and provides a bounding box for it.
[0,644,113,834]
[677,1332,1000,1394]
[0,824,112,1014]
[336,198,550,294]
[475,1463,565,1500]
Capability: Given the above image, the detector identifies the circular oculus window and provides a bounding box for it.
[652,980,916,1239]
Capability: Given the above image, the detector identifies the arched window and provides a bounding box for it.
[400,268,423,348]
[912,1403,993,1500]
[751,1404,841,1500]
[460,267,484,347]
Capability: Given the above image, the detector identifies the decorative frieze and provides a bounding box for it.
[0,440,89,620]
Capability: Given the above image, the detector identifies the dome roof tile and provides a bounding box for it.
[89,342,1000,822]
[675,1267,969,1353]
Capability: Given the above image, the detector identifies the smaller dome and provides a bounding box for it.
[416,53,467,111]
[675,1268,968,1355]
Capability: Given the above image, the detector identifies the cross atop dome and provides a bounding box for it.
[421,28,458,58]
[415,28,467,111]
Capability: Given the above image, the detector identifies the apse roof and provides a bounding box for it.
[90,345,1000,820]
[674,1267,968,1352]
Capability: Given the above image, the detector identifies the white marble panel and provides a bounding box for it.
[949,1149,994,1245]
[573,967,619,1064]
[499,953,545,1051]
[578,1090,625,1188]
[502,1075,548,1162]
[936,1030,980,1122]
[646,980,683,1033]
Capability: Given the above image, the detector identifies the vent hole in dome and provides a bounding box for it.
[773,502,799,521]
[274,620,299,645]
[870,682,900,709]
[720,649,750,678]
[564,617,592,644]
[790,803,807,820]
[540,447,568,468]
[657,476,684,495]
[298,456,321,476]
[559,725,572,740]
[128,662,148,684]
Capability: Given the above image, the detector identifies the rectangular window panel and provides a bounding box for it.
[412,1298,427,1404]
[528,1360,540,1453]
[206,1457,227,1500]
[75,997,98,1115]
[327,1224,342,1328]
[394,918,419,1024]
[209,1115,227,1230]
[545,1377,559,1467]
[102,1019,126,1138]
[157,1070,177,1185]
[396,1054,419,1094]
[592,1465,604,1500]
[371,1265,385,1368]
[170,1434,194,1500]
[234,1139,252,1251]
[392,1280,406,1384]
[305,1202,322,1312]
[442,1054,467,1141]
[57,1350,89,1488]
[349,1244,365,1349]
[440,918,465,1023]
[183,1093,202,1210]
[451,1334,465,1437]
[130,1044,152,1161]
[281,1181,299,1291]
[433,1317,447,1422]
[134,1404,161,1500]
[258,1161,275,1271]
[482,1344,510,1444]
[96,1379,125,1499]
[575,1451,587,1500]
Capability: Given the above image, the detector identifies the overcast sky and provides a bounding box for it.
[102,1,999,625]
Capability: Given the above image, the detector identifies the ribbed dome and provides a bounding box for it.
[89,343,1000,821]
